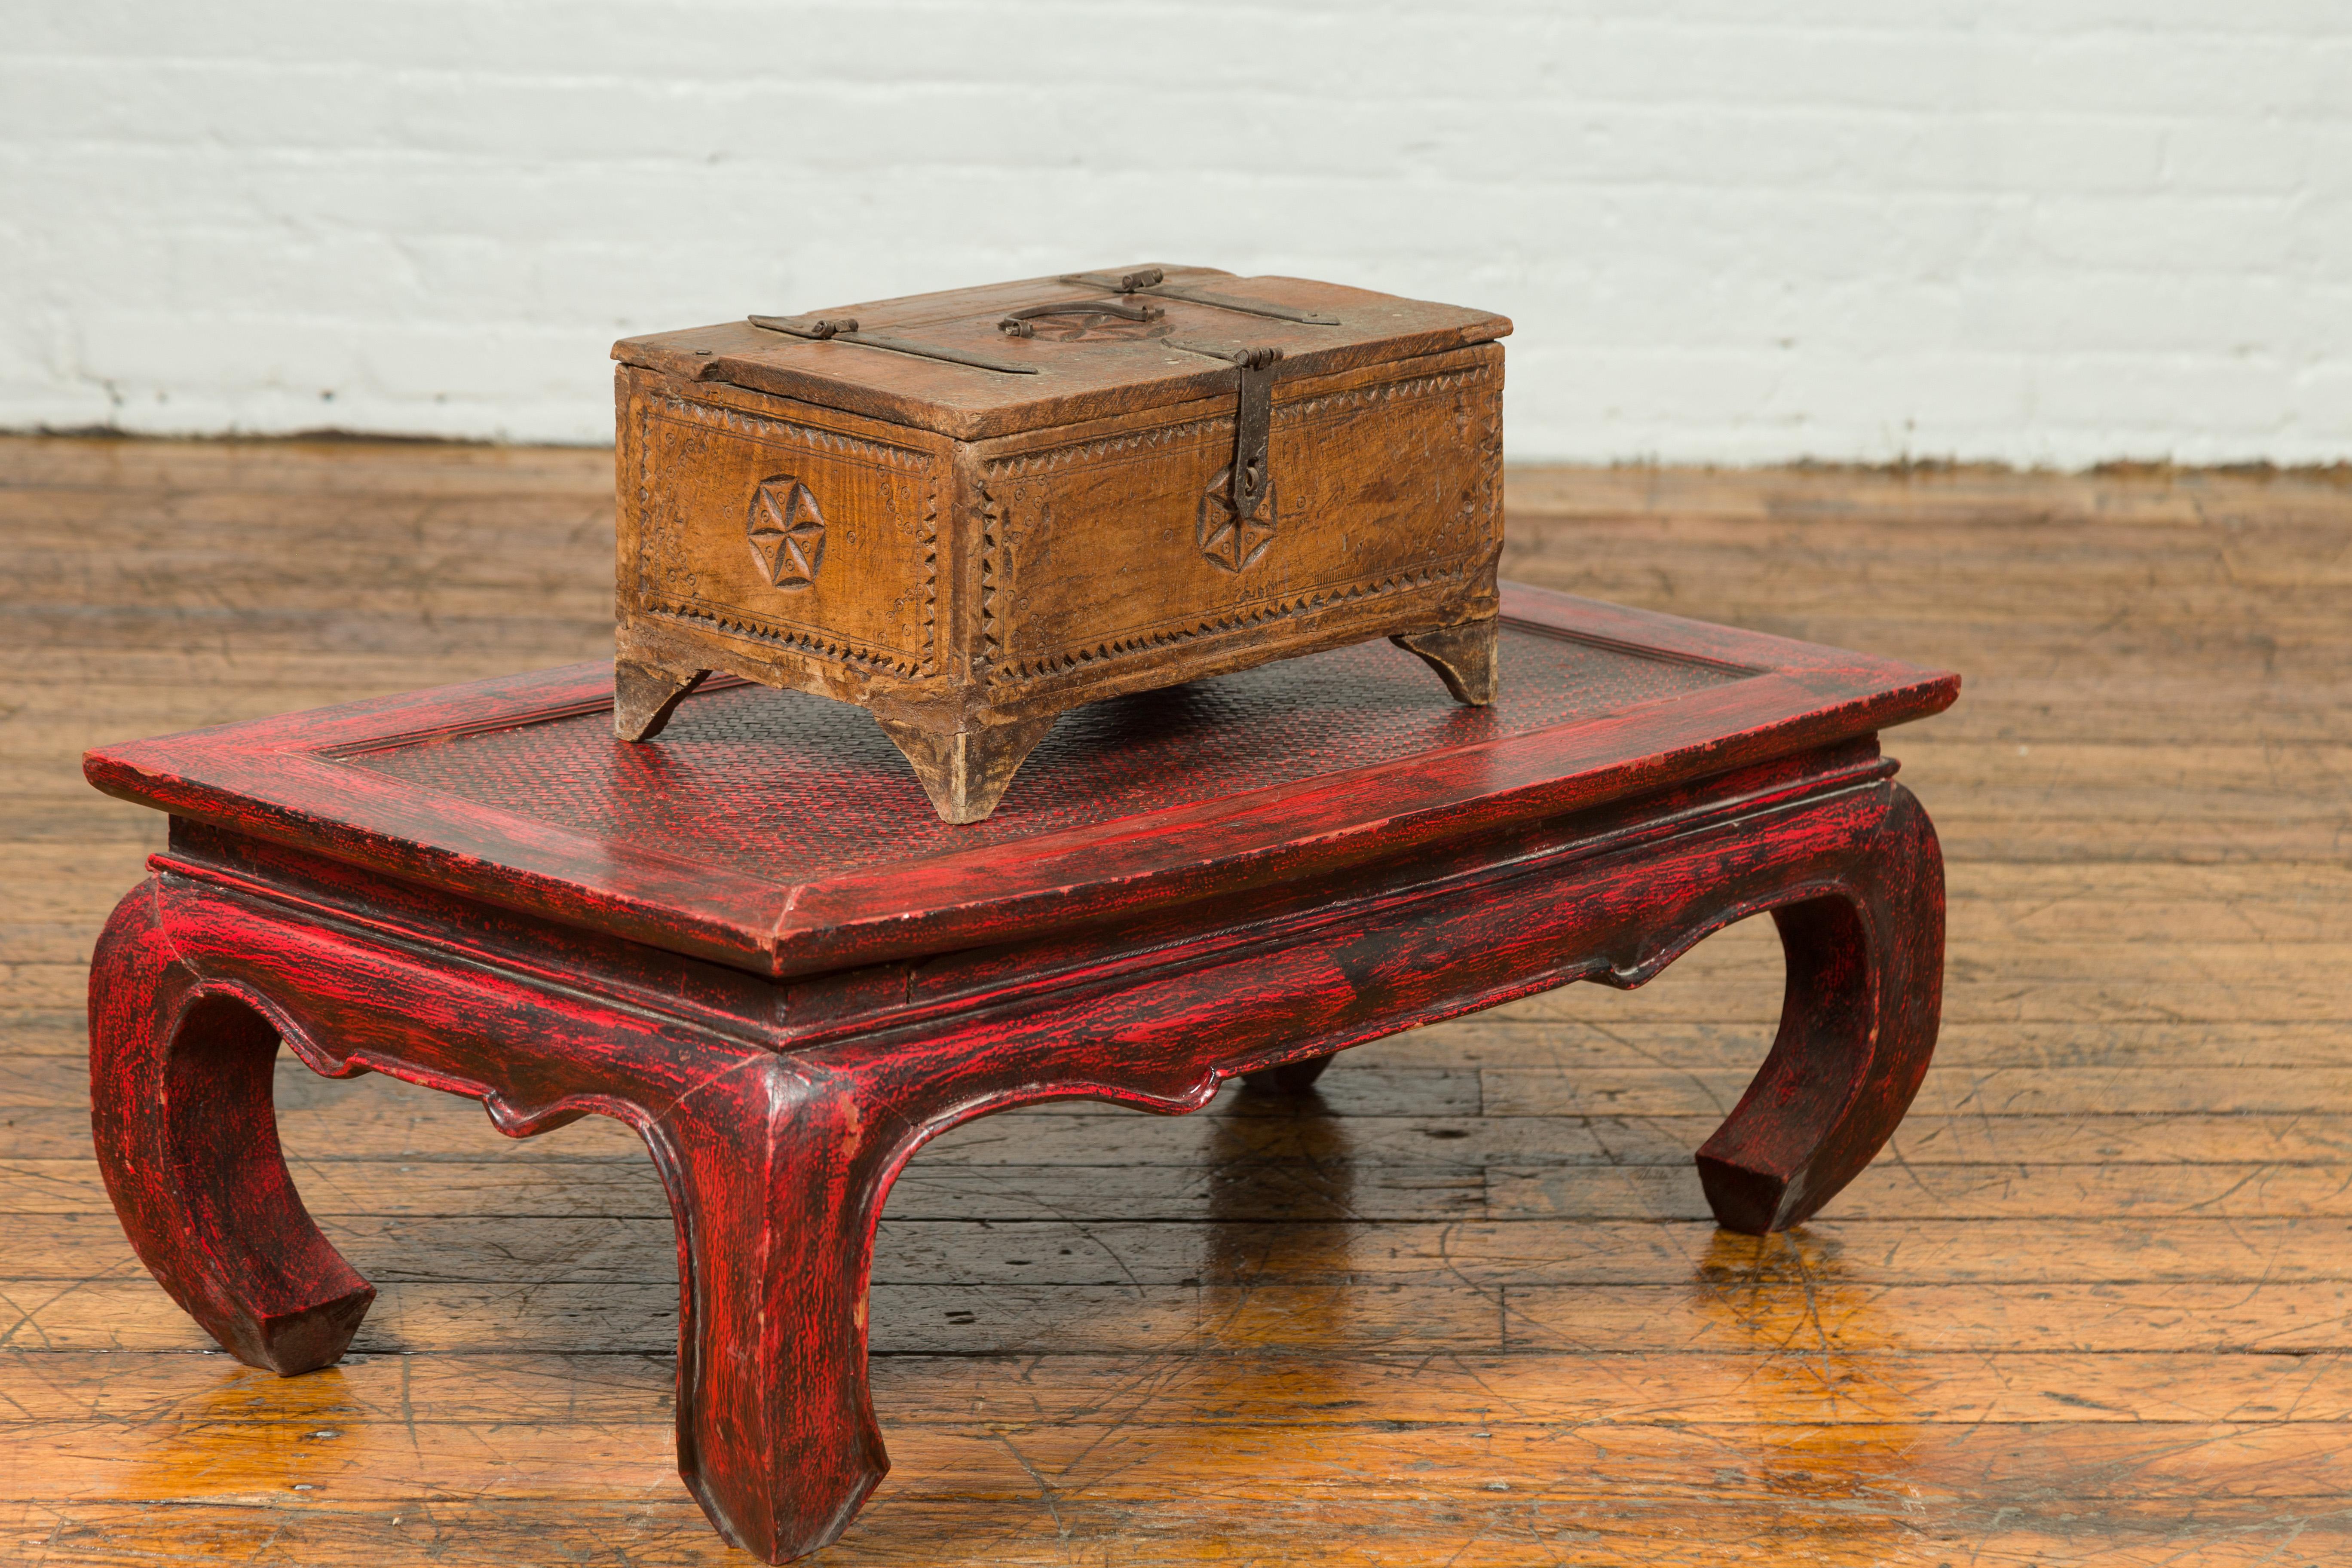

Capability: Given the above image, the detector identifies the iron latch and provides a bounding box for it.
[1162,343,1283,525]
[1041,269,1336,522]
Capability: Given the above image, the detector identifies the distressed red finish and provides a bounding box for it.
[85,583,1955,1562]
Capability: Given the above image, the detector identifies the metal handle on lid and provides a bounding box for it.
[997,297,1166,337]
[1059,269,1343,328]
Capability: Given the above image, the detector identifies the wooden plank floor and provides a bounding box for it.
[3,437,2349,1565]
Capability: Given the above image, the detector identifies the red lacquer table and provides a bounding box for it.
[83,583,1955,1562]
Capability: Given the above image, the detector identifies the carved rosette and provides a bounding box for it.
[628,392,940,679]
[746,477,825,590]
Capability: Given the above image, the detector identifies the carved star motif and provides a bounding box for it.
[746,477,825,590]
[1196,471,1276,573]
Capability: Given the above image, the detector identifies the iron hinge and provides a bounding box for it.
[745,313,1041,376]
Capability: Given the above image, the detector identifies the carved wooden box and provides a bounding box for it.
[612,265,1510,822]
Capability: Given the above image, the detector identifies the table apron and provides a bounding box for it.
[811,774,1919,1146]
[127,770,1911,1165]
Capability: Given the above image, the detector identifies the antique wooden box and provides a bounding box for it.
[612,265,1510,822]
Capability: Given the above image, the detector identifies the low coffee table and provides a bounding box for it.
[84,583,1955,1563]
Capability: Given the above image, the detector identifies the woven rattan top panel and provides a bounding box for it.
[89,585,1960,973]
[349,625,1740,885]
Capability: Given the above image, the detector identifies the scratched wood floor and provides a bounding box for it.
[3,438,2349,1566]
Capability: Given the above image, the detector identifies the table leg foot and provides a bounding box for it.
[87,890,376,1375]
[1694,783,1945,1234]
[650,1060,894,1562]
[1392,616,1499,705]
[614,659,709,741]
[1242,1054,1334,1093]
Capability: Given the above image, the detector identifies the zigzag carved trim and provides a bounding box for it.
[982,416,1225,480]
[1460,381,1504,545]
[644,598,924,679]
[1281,364,1495,424]
[649,395,932,472]
[982,365,1496,481]
[636,392,941,675]
[988,557,1475,687]
[977,484,1004,677]
[971,364,1495,686]
[917,483,938,675]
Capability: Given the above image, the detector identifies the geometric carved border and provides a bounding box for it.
[976,363,1498,689]
[635,395,940,677]
[1281,362,1494,426]
[641,596,925,678]
[983,555,1477,687]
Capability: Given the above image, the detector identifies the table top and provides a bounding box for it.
[86,583,1957,979]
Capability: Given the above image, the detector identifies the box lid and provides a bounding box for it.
[612,265,1511,442]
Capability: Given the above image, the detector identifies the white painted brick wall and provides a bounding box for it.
[4,0,2347,463]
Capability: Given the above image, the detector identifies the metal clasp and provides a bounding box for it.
[1166,343,1283,523]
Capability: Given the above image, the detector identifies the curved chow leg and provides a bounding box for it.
[643,1058,900,1563]
[1694,784,1945,1233]
[96,879,903,1562]
[86,889,375,1374]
